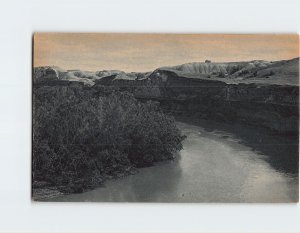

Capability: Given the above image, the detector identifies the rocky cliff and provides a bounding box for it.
[101,68,298,134]
[33,58,299,134]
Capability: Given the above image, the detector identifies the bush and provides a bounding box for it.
[32,86,184,192]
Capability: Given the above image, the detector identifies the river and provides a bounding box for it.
[46,121,298,202]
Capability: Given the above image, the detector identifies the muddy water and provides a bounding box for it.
[47,121,298,202]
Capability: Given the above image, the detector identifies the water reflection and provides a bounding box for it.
[179,117,299,176]
[49,154,183,202]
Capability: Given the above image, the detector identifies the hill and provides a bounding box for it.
[33,57,299,86]
[158,57,299,85]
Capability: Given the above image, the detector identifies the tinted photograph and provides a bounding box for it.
[32,33,299,202]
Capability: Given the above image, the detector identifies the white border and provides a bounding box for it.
[0,0,299,232]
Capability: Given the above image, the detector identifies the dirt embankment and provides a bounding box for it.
[100,68,299,135]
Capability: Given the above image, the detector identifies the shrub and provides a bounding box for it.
[32,86,184,192]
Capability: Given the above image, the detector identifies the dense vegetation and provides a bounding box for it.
[32,86,185,193]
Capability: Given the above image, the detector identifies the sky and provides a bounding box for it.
[34,33,299,72]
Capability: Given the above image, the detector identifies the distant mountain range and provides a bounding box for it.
[33,57,299,86]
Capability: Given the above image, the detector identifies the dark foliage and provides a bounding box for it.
[32,86,184,193]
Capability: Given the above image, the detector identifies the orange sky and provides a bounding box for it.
[34,33,299,72]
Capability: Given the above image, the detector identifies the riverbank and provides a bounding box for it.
[32,167,139,201]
